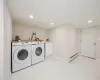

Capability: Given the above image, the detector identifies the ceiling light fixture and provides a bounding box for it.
[88,20,92,23]
[50,22,54,25]
[29,15,34,19]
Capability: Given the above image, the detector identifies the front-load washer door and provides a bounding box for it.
[32,44,44,64]
[34,44,44,57]
[13,45,31,64]
[35,47,42,56]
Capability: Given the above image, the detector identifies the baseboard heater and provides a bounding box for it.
[70,53,78,59]
[69,53,79,63]
[69,55,78,63]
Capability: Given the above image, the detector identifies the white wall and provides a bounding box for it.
[12,23,48,41]
[80,27,100,59]
[48,26,79,61]
[0,0,4,79]
[3,4,12,80]
[95,27,100,59]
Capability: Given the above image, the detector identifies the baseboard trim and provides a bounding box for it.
[81,55,96,60]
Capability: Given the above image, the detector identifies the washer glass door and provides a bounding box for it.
[35,47,42,56]
[17,49,28,60]
[14,46,30,64]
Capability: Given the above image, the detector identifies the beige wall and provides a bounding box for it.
[0,1,12,80]
[80,27,100,59]
[48,26,80,61]
[96,27,100,59]
[0,0,4,79]
[3,4,12,80]
[12,23,48,41]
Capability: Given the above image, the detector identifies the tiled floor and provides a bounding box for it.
[12,56,100,80]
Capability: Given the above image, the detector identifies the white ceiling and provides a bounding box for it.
[7,0,99,29]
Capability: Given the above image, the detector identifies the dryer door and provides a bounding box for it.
[13,46,31,64]
[34,45,44,57]
[35,47,42,56]
[32,44,44,64]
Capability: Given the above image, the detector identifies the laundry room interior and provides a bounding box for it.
[0,0,100,80]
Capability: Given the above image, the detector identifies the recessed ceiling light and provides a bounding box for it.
[50,22,54,25]
[29,15,34,19]
[88,20,92,23]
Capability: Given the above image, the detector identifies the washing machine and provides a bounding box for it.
[12,42,32,72]
[31,42,45,65]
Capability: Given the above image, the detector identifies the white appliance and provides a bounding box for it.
[12,42,32,72]
[45,42,52,58]
[31,42,45,65]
